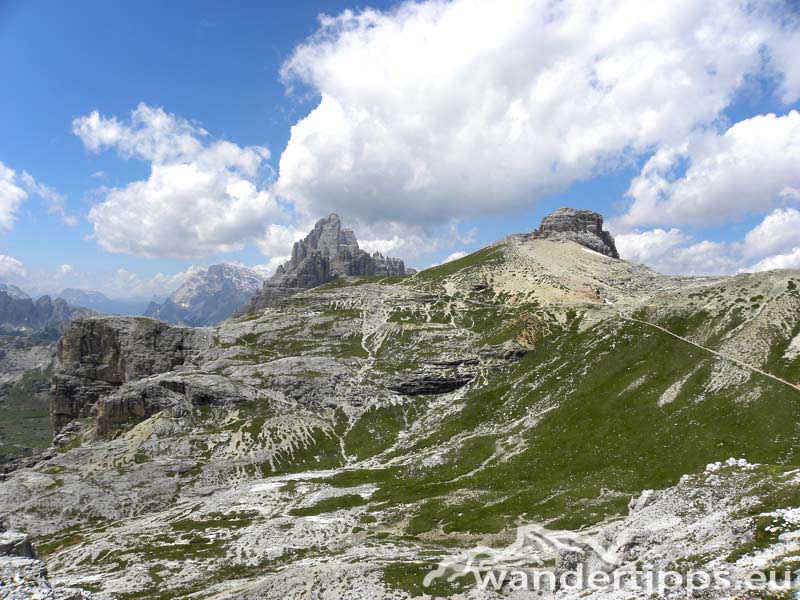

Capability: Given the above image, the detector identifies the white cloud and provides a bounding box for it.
[741,207,800,259]
[0,255,26,279]
[277,0,800,226]
[104,266,202,298]
[666,241,739,276]
[616,228,737,275]
[429,251,468,268]
[358,229,441,261]
[74,103,283,258]
[253,217,461,269]
[0,161,77,230]
[255,222,310,259]
[0,259,204,300]
[618,207,800,276]
[738,207,800,272]
[0,162,27,232]
[615,228,691,264]
[251,258,288,279]
[442,251,468,263]
[19,171,77,226]
[617,111,800,229]
[745,248,800,272]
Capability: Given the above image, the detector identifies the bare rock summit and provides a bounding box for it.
[531,207,620,258]
[239,213,408,312]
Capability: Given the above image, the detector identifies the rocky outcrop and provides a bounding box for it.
[389,373,474,395]
[530,207,619,258]
[0,523,50,600]
[0,529,36,559]
[94,372,261,437]
[51,317,212,433]
[146,264,264,326]
[239,214,408,313]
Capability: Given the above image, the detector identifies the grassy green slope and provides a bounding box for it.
[333,309,800,536]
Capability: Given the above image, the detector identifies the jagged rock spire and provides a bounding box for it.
[238,214,408,313]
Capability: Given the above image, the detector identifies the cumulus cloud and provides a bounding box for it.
[251,258,288,278]
[617,111,800,229]
[252,216,469,271]
[0,256,206,299]
[0,254,26,279]
[615,228,691,265]
[617,208,800,275]
[741,207,800,259]
[739,207,800,272]
[255,222,310,259]
[358,229,442,261]
[74,103,283,258]
[276,0,800,226]
[617,228,736,275]
[745,249,800,272]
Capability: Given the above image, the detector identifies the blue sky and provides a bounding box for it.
[1,0,799,298]
[1,0,374,291]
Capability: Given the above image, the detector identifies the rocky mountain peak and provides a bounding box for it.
[238,214,408,313]
[532,207,619,258]
[292,213,359,262]
[145,263,265,326]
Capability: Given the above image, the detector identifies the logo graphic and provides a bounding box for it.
[424,524,621,588]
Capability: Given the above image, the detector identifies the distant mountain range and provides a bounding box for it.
[56,288,155,316]
[0,264,269,328]
[0,290,95,337]
[145,264,265,326]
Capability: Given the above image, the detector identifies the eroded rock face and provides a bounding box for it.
[240,214,408,313]
[531,207,620,258]
[51,317,212,433]
[94,372,261,437]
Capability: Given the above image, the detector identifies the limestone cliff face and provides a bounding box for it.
[50,317,211,433]
[531,207,620,258]
[239,214,408,313]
